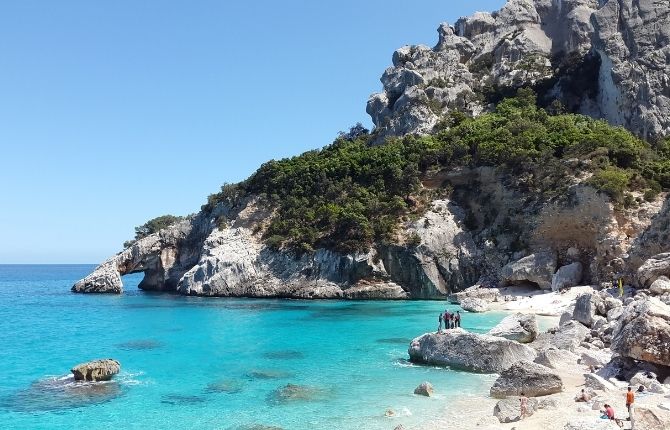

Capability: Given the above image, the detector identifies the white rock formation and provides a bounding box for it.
[488,313,538,343]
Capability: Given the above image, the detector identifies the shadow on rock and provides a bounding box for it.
[1,375,123,412]
[266,383,329,405]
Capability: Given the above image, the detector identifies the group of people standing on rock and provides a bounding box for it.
[437,310,461,332]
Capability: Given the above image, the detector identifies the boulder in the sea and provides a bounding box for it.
[413,381,434,397]
[267,383,327,404]
[551,262,583,291]
[488,313,538,343]
[490,361,563,398]
[637,253,670,288]
[534,348,579,369]
[460,297,489,313]
[70,359,120,382]
[611,298,670,366]
[493,397,537,423]
[499,251,557,290]
[71,261,122,294]
[408,329,536,373]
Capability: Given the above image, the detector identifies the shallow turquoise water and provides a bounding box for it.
[0,265,516,429]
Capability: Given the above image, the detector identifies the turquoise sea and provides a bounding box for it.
[0,265,521,429]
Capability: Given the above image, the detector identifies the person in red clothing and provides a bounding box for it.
[604,404,615,420]
[626,386,635,419]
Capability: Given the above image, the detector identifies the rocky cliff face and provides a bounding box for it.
[73,0,670,299]
[367,0,670,142]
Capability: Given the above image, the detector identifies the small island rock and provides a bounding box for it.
[71,359,120,382]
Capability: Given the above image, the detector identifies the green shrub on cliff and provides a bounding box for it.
[123,215,183,248]
[201,90,669,253]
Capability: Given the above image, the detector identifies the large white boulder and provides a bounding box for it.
[460,297,489,313]
[551,262,583,291]
[408,329,537,373]
[611,298,670,366]
[500,251,557,290]
[488,313,538,343]
[637,253,670,288]
[71,359,120,382]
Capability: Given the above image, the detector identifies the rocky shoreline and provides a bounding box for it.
[401,274,670,430]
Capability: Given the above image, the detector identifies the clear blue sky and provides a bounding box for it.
[0,0,505,263]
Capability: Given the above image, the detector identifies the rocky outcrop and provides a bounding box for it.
[550,320,590,352]
[408,329,537,373]
[70,359,120,382]
[611,298,670,366]
[573,293,597,326]
[551,262,583,291]
[488,313,538,343]
[368,0,670,141]
[631,407,668,430]
[460,297,489,313]
[490,360,563,398]
[73,198,480,299]
[413,381,434,397]
[499,251,557,290]
[637,253,670,288]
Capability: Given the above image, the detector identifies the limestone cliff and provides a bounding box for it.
[367,0,670,142]
[73,0,670,299]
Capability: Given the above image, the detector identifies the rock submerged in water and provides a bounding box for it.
[267,383,327,404]
[487,313,538,343]
[490,360,563,398]
[408,328,536,373]
[70,359,120,382]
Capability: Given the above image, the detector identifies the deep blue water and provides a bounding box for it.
[0,265,515,429]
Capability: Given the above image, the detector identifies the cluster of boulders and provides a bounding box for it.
[409,251,670,425]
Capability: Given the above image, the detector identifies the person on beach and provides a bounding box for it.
[455,311,461,328]
[626,386,634,419]
[604,404,615,420]
[437,312,443,333]
[519,393,529,419]
[576,389,591,402]
[449,312,455,329]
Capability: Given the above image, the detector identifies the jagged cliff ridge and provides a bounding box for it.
[368,0,670,142]
[73,0,670,299]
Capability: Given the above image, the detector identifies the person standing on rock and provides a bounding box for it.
[626,386,635,420]
[443,310,451,329]
[437,312,443,333]
[455,311,461,328]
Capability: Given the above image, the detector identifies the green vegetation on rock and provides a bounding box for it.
[123,215,183,248]
[200,89,669,254]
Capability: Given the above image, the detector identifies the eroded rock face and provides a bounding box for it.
[368,0,670,141]
[488,313,538,343]
[490,360,563,398]
[611,298,670,366]
[500,251,557,290]
[638,253,670,288]
[573,293,597,326]
[550,320,590,352]
[408,329,537,373]
[71,359,120,382]
[551,262,583,291]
